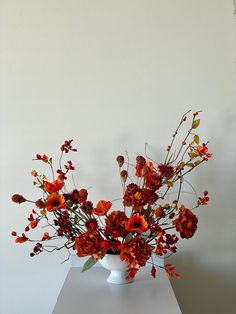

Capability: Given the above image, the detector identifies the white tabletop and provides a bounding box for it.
[53,267,182,314]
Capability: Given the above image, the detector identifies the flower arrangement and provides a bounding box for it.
[11,110,211,281]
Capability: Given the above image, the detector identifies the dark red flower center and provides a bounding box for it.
[133,222,141,228]
[53,200,59,207]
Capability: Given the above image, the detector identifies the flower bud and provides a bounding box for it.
[11,194,26,204]
[116,155,124,167]
[120,170,128,182]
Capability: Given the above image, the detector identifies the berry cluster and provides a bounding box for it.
[54,212,74,239]
[30,243,43,257]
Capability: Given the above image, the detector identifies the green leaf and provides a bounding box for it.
[66,200,73,208]
[193,134,199,144]
[81,256,98,272]
[125,232,133,242]
[186,163,194,167]
[194,160,201,166]
[146,204,153,218]
[188,152,198,159]
[192,119,200,129]
[141,230,151,239]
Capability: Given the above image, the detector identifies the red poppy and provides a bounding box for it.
[125,213,148,233]
[44,177,64,193]
[92,200,112,216]
[45,193,65,212]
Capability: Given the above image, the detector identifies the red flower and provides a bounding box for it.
[126,268,138,280]
[197,144,212,160]
[155,243,166,256]
[154,206,165,218]
[44,177,64,193]
[144,170,162,191]
[60,139,77,153]
[45,193,65,212]
[93,200,112,216]
[15,233,28,244]
[105,211,128,238]
[142,189,158,205]
[151,265,157,278]
[158,164,174,180]
[85,219,99,233]
[173,206,198,239]
[198,190,210,205]
[165,263,180,279]
[30,219,40,229]
[35,198,45,209]
[123,188,144,210]
[41,232,51,241]
[100,240,121,252]
[125,213,148,233]
[120,237,152,271]
[135,156,146,177]
[36,154,51,163]
[75,233,102,258]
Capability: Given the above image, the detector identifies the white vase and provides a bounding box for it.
[99,254,133,284]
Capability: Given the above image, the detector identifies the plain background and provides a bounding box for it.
[1,1,236,313]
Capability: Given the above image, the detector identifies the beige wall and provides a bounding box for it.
[1,1,236,313]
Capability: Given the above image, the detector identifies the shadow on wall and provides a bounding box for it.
[170,254,236,314]
[171,108,236,314]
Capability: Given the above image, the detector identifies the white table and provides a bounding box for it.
[53,266,182,314]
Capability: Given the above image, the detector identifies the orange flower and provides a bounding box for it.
[41,232,51,241]
[197,144,208,156]
[30,219,40,229]
[173,206,198,239]
[31,170,38,177]
[75,232,102,257]
[45,193,65,212]
[92,200,112,216]
[44,177,64,193]
[120,237,152,270]
[15,233,28,244]
[125,213,148,233]
[196,144,212,160]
